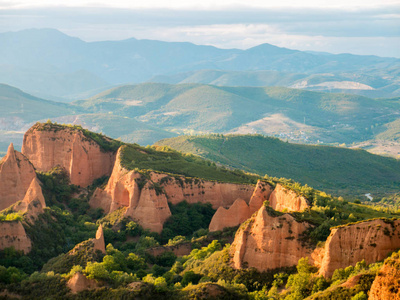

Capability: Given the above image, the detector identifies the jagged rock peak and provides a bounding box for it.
[22,177,46,208]
[12,177,47,220]
[0,143,37,211]
[6,143,15,158]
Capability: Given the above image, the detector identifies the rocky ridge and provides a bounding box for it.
[209,180,310,232]
[230,205,400,278]
[90,146,254,233]
[319,218,400,277]
[22,123,116,187]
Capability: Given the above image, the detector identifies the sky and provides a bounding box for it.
[1,0,399,57]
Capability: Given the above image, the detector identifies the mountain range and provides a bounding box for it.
[1,28,399,100]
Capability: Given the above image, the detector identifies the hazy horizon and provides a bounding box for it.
[1,0,399,58]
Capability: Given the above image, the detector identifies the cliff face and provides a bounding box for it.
[0,143,36,211]
[208,180,310,232]
[0,221,31,253]
[209,199,250,232]
[319,219,400,278]
[12,177,46,221]
[230,205,315,271]
[369,254,400,300]
[22,124,116,187]
[90,147,254,233]
[269,184,310,212]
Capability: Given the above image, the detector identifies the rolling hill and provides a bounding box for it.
[149,69,400,98]
[156,134,400,197]
[1,28,399,100]
[77,83,400,145]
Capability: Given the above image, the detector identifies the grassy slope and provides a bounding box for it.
[119,143,259,184]
[77,83,400,144]
[156,134,400,197]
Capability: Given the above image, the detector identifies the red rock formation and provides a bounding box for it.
[22,124,116,187]
[0,143,36,211]
[369,253,400,300]
[319,219,400,278]
[67,272,100,294]
[0,221,31,253]
[248,180,273,215]
[12,177,46,220]
[90,147,254,233]
[230,205,315,271]
[269,184,310,212]
[209,199,250,232]
[93,225,105,254]
[208,180,310,232]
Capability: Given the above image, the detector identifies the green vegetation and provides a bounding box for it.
[120,143,259,184]
[157,134,400,197]
[161,201,216,243]
[0,212,23,222]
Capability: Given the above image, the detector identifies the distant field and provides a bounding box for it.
[157,134,400,198]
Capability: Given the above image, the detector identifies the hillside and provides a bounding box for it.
[156,134,400,197]
[2,82,400,157]
[149,69,400,99]
[78,83,400,145]
[0,123,399,299]
[1,28,399,100]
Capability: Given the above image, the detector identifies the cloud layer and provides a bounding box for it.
[0,5,399,57]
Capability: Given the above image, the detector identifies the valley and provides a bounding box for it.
[0,123,399,299]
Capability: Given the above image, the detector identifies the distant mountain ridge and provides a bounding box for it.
[1,28,399,100]
[2,82,400,157]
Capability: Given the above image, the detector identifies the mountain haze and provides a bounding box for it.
[1,29,399,100]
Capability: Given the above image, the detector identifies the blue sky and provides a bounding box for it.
[1,0,399,57]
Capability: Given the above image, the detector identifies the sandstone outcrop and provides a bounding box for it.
[90,147,254,233]
[22,123,116,187]
[93,225,106,254]
[319,219,400,278]
[12,177,46,220]
[0,221,31,253]
[0,143,36,211]
[67,272,100,294]
[208,180,310,232]
[369,253,400,300]
[230,205,315,271]
[248,180,273,214]
[269,184,310,212]
[209,199,250,232]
